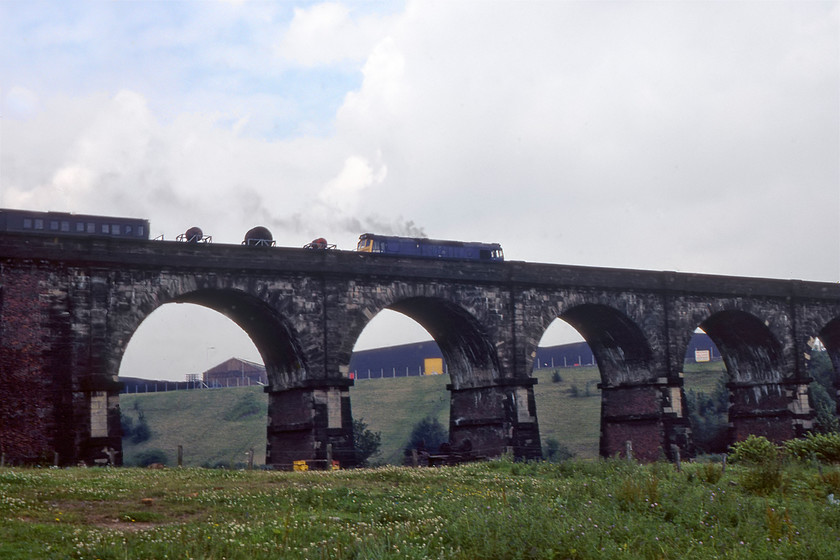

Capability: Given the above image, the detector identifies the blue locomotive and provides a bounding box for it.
[356,233,503,261]
[0,209,149,240]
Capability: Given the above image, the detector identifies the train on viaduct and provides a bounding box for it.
[0,211,839,467]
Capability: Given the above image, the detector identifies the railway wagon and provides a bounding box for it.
[0,208,149,240]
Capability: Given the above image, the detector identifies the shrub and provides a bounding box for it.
[730,435,783,494]
[551,371,562,383]
[784,432,840,464]
[729,435,778,465]
[615,474,659,512]
[697,462,723,484]
[543,438,575,462]
[353,418,382,467]
[120,409,151,444]
[405,416,448,454]
[131,449,168,467]
[130,417,151,444]
[685,379,729,454]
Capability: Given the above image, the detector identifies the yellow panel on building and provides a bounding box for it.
[424,358,443,375]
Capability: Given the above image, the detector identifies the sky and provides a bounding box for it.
[1,1,838,381]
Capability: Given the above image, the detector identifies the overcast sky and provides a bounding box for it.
[2,1,838,381]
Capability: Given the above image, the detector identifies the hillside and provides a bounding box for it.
[121,362,726,467]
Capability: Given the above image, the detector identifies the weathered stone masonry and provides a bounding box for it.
[0,233,839,466]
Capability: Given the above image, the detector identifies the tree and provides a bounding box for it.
[543,438,575,462]
[132,448,168,467]
[685,377,729,454]
[808,350,839,433]
[120,407,151,444]
[405,416,448,454]
[353,418,382,467]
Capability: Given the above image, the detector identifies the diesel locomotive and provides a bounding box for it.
[356,233,504,261]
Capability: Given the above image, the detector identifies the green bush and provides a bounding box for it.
[353,418,382,467]
[543,438,575,462]
[405,416,448,454]
[729,435,783,494]
[784,432,840,464]
[131,449,168,467]
[120,409,151,444]
[729,435,778,465]
[697,462,724,484]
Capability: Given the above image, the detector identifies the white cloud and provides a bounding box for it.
[318,154,387,212]
[276,2,397,66]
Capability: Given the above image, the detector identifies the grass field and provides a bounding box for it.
[121,362,728,467]
[2,456,840,559]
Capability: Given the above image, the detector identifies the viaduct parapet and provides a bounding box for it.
[1,233,838,466]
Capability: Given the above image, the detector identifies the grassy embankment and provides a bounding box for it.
[2,456,840,559]
[121,362,726,467]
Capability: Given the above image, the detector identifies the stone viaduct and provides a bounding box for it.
[0,232,839,467]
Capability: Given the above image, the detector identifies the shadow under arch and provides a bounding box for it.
[354,296,539,460]
[560,303,655,386]
[700,310,784,385]
[173,289,308,389]
[818,317,840,378]
[389,296,501,389]
[817,317,840,421]
[699,309,802,443]
[556,303,663,460]
[161,289,353,469]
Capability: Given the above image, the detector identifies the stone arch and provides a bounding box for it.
[173,289,308,390]
[340,288,538,460]
[559,303,655,386]
[525,301,668,461]
[338,284,505,389]
[112,286,309,390]
[387,296,501,390]
[109,279,353,469]
[699,309,784,385]
[695,309,804,443]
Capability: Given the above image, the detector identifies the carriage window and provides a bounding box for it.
[34,219,44,230]
[101,224,109,234]
[112,224,120,235]
[61,221,70,232]
[76,222,85,232]
[50,220,59,231]
[87,222,95,233]
[137,225,144,237]
[23,218,32,229]
[125,225,133,235]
